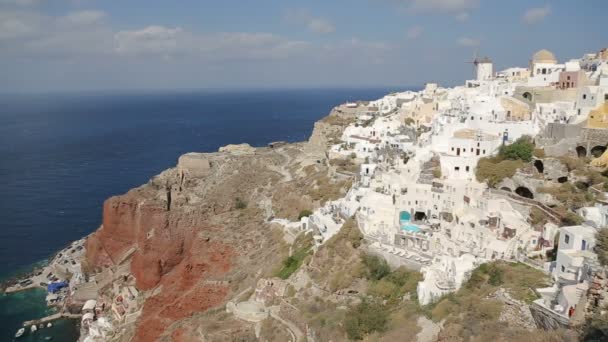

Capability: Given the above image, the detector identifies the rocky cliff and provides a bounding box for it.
[83,108,357,341]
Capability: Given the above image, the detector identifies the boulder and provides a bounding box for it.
[541,158,568,181]
[178,153,211,178]
[219,143,256,155]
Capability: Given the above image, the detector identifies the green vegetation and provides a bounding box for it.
[275,233,313,279]
[297,209,313,220]
[362,254,391,280]
[416,262,553,341]
[340,254,423,340]
[476,157,523,187]
[308,175,353,204]
[499,136,534,162]
[404,117,415,126]
[559,156,587,172]
[595,229,608,266]
[344,299,389,340]
[533,148,546,158]
[475,137,542,187]
[560,210,584,226]
[234,197,247,209]
[432,167,442,178]
[538,183,596,209]
[530,207,548,227]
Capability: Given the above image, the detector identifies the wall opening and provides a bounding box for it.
[557,176,568,183]
[414,211,427,222]
[515,186,534,199]
[591,145,607,158]
[534,160,544,174]
[576,146,587,158]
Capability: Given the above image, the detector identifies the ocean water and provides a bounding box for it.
[0,88,398,341]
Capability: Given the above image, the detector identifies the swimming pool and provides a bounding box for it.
[401,223,421,233]
[399,211,411,223]
[399,211,420,232]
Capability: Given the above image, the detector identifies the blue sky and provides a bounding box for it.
[0,0,606,92]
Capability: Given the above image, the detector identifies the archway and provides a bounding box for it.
[500,187,512,192]
[515,186,534,199]
[576,146,587,158]
[414,211,427,222]
[534,160,544,174]
[522,92,532,101]
[591,145,607,158]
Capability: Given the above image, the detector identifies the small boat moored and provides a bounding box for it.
[15,328,25,338]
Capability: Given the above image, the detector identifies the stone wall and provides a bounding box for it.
[529,301,571,330]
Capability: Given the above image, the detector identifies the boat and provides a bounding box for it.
[44,337,53,341]
[31,324,38,332]
[15,328,25,338]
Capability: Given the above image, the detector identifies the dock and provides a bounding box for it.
[23,312,81,327]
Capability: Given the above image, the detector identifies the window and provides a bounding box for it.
[466,166,470,172]
[455,167,460,171]
[561,265,565,272]
[583,94,587,100]
[582,240,587,251]
[567,75,571,80]
[565,234,570,244]
[483,150,486,154]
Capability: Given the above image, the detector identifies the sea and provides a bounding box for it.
[0,88,400,341]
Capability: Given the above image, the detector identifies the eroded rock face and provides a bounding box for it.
[83,108,358,341]
[84,149,296,341]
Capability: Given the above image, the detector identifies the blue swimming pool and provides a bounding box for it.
[399,211,420,232]
[401,224,421,233]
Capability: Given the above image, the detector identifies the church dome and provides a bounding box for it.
[532,49,557,63]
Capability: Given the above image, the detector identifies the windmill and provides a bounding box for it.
[465,49,480,79]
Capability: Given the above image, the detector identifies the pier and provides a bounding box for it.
[23,312,81,327]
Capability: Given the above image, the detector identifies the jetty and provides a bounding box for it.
[23,312,81,328]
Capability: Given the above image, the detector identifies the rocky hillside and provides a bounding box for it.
[83,107,357,341]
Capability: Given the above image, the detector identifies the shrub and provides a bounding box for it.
[561,211,584,226]
[276,234,313,279]
[344,299,388,340]
[433,168,442,178]
[234,197,247,210]
[476,158,523,187]
[533,148,546,158]
[499,136,534,162]
[595,229,608,266]
[298,209,313,220]
[362,254,391,281]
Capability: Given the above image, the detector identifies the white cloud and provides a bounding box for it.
[114,26,183,56]
[59,10,105,26]
[456,36,479,47]
[0,0,42,6]
[522,5,551,24]
[284,9,335,34]
[307,18,335,34]
[455,11,469,22]
[406,25,423,39]
[409,0,478,13]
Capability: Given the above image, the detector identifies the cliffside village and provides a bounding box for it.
[284,47,608,328]
[7,47,608,341]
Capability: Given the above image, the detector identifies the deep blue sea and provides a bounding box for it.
[0,88,397,341]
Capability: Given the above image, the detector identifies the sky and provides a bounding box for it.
[0,0,607,92]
